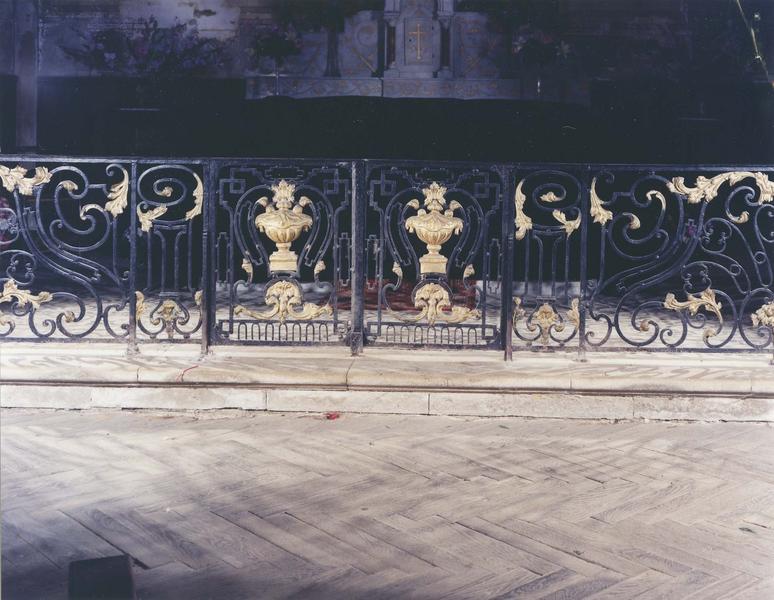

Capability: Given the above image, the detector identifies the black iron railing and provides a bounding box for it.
[1,156,772,360]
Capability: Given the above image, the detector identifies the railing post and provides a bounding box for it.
[199,160,214,357]
[501,164,515,361]
[349,160,366,355]
[127,160,139,356]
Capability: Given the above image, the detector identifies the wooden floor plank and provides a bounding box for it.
[2,410,772,599]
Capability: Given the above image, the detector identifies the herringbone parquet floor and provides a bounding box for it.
[2,409,774,599]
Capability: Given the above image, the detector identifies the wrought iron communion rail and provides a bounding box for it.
[1,156,772,360]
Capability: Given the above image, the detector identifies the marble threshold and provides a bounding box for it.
[1,343,772,422]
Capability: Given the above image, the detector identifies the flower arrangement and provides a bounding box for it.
[60,17,230,77]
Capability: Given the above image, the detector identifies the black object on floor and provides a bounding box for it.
[68,555,136,600]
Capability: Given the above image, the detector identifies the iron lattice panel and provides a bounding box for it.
[211,161,352,345]
[363,162,506,348]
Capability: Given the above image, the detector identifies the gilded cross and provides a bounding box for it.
[409,22,425,60]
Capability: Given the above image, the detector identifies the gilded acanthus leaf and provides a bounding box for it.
[314,261,326,277]
[752,300,774,329]
[0,165,52,196]
[463,264,475,280]
[185,173,204,221]
[527,303,564,346]
[234,280,331,324]
[663,288,723,339]
[668,171,774,205]
[105,168,129,217]
[137,205,168,233]
[241,258,254,283]
[80,167,130,220]
[514,179,532,241]
[567,298,580,328]
[552,209,581,236]
[392,262,403,279]
[392,282,480,326]
[0,279,53,310]
[589,177,613,226]
[150,299,182,339]
[512,297,526,325]
[135,291,146,320]
[540,191,561,203]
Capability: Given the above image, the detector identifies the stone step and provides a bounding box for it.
[1,343,772,421]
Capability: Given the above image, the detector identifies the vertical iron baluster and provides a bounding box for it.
[127,160,139,355]
[501,164,516,361]
[350,160,366,355]
[209,161,221,347]
[577,165,590,361]
[200,161,214,356]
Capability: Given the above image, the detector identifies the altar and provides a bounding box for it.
[247,0,531,100]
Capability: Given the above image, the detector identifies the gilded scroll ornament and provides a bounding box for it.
[752,300,774,329]
[552,209,581,236]
[0,165,52,196]
[463,264,475,280]
[194,290,202,307]
[540,191,561,203]
[405,182,464,275]
[393,282,480,326]
[234,280,331,324]
[668,171,774,204]
[514,179,532,240]
[314,261,325,277]
[254,180,313,273]
[392,262,403,279]
[185,173,204,221]
[589,177,613,226]
[0,280,53,324]
[663,288,723,339]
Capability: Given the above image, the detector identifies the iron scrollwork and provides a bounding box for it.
[580,169,774,353]
[0,161,132,340]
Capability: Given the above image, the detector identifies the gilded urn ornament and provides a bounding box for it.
[405,182,464,275]
[255,180,313,273]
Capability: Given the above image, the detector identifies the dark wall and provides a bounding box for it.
[35,76,774,163]
[0,75,16,152]
[37,77,246,156]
